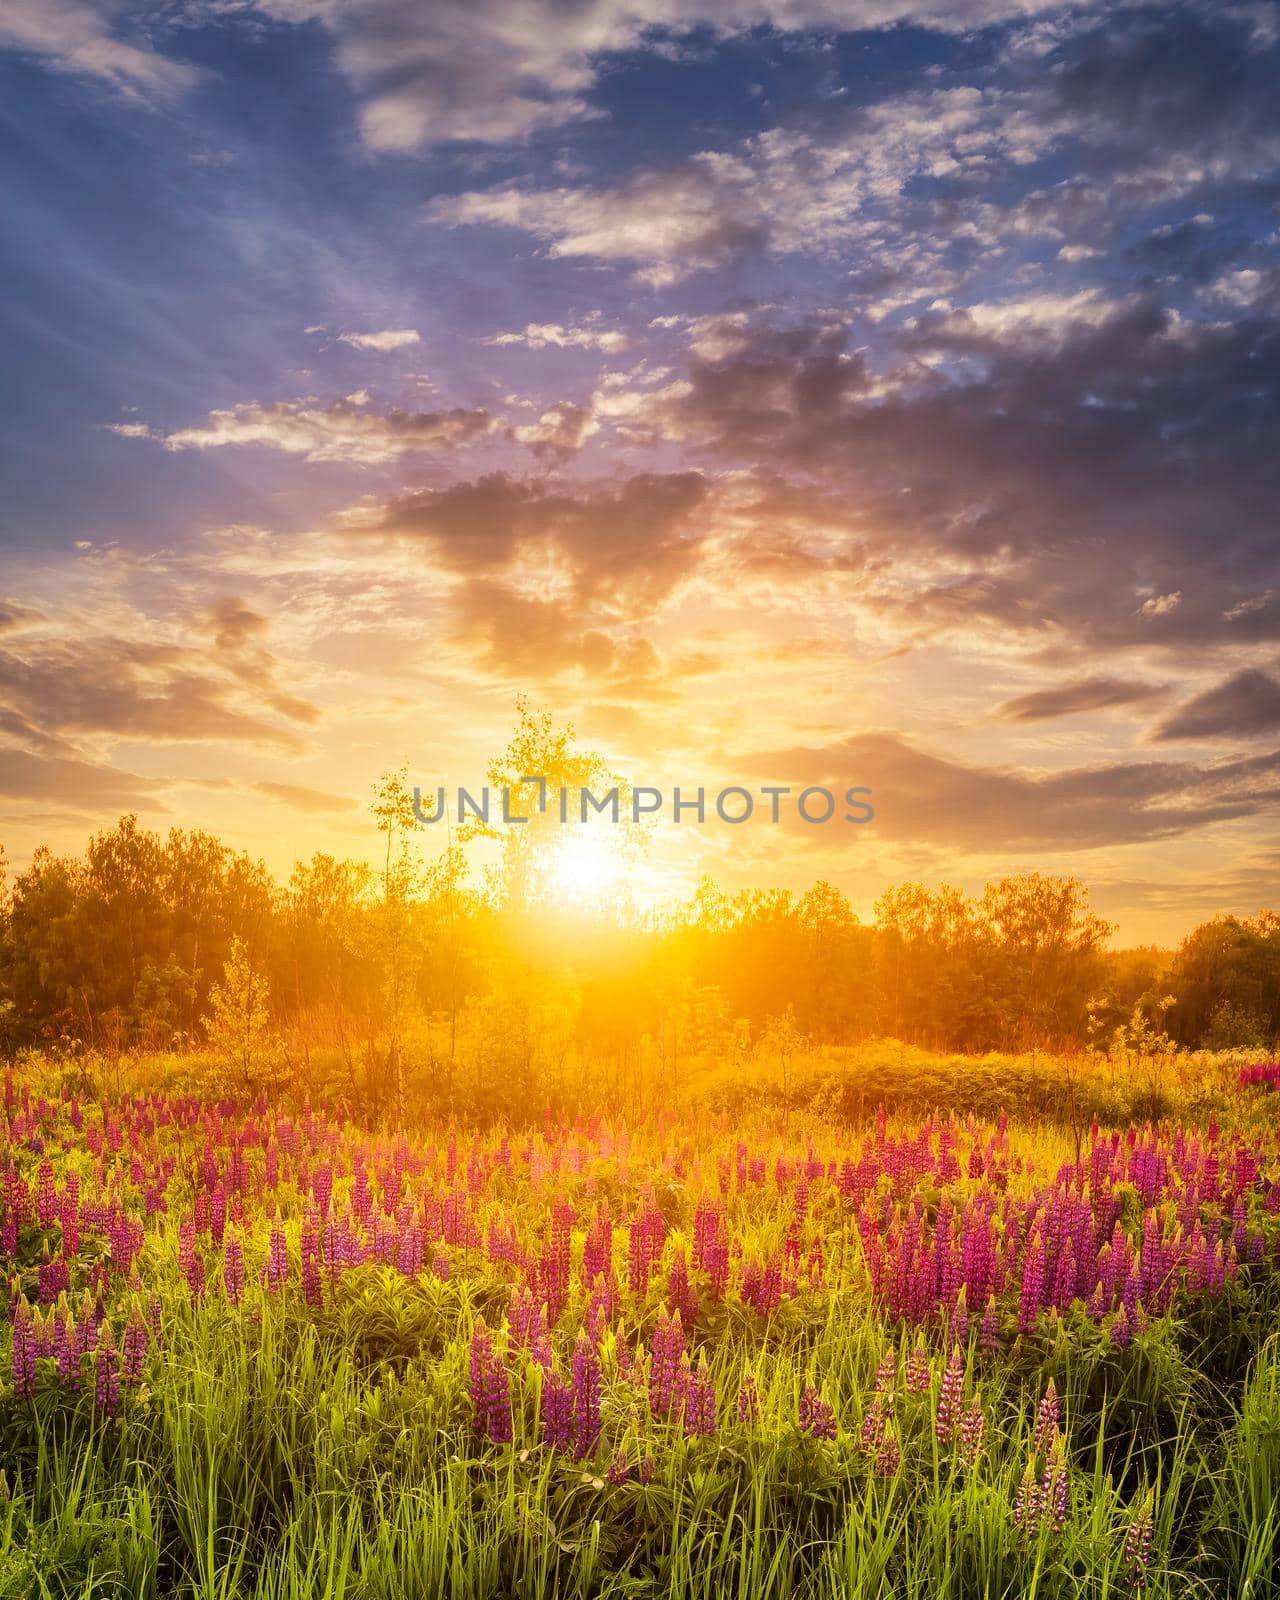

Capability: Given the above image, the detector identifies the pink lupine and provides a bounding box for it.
[959,1396,985,1467]
[936,1347,964,1441]
[905,1344,930,1393]
[1033,1379,1060,1455]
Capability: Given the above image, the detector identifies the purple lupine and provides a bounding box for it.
[1041,1434,1069,1531]
[94,1321,119,1417]
[873,1348,895,1394]
[541,1371,573,1451]
[57,1310,81,1388]
[799,1384,837,1441]
[684,1357,716,1437]
[224,1235,245,1306]
[649,1309,686,1417]
[571,1333,602,1459]
[469,1320,512,1445]
[606,1449,630,1484]
[1013,1459,1042,1532]
[860,1394,890,1455]
[11,1297,36,1401]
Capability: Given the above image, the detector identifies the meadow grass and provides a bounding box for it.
[4,1050,1280,1598]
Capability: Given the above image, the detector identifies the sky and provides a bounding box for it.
[1,0,1279,942]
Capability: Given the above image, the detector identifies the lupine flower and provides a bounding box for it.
[737,1371,760,1424]
[1041,1433,1069,1531]
[541,1372,573,1451]
[11,1297,36,1401]
[799,1384,837,1441]
[1122,1492,1155,1589]
[959,1395,985,1467]
[121,1310,147,1386]
[606,1449,630,1484]
[266,1224,287,1292]
[873,1348,895,1393]
[936,1346,964,1441]
[94,1321,119,1417]
[468,1319,512,1445]
[684,1357,716,1437]
[1033,1380,1060,1455]
[905,1344,930,1393]
[1013,1459,1042,1532]
[223,1236,245,1306]
[571,1333,602,1460]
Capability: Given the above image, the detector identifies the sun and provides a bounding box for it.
[546,829,623,907]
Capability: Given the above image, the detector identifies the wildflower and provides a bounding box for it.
[959,1395,985,1468]
[980,1295,1000,1355]
[571,1332,602,1460]
[1013,1458,1042,1532]
[541,1372,573,1451]
[685,1357,716,1437]
[873,1348,895,1393]
[936,1346,964,1441]
[468,1319,512,1445]
[94,1321,119,1417]
[266,1224,287,1292]
[1122,1492,1155,1590]
[223,1235,245,1306]
[11,1297,36,1401]
[1041,1433,1069,1531]
[737,1371,760,1425]
[606,1449,630,1484]
[121,1310,147,1386]
[649,1308,686,1417]
[905,1343,930,1393]
[874,1431,901,1477]
[860,1394,890,1455]
[1033,1379,1060,1455]
[799,1384,837,1441]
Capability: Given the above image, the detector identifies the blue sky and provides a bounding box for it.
[2,0,1279,939]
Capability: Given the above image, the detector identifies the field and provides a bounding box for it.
[4,1048,1280,1599]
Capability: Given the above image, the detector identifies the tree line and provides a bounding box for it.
[1,707,1277,1117]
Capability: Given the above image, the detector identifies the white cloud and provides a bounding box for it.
[0,0,194,97]
[337,328,421,351]
[156,395,493,464]
[487,321,630,353]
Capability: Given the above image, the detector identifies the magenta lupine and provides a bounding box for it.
[649,1309,686,1417]
[799,1384,837,1441]
[94,1321,119,1417]
[875,1430,901,1477]
[1123,1493,1155,1589]
[11,1297,36,1401]
[57,1310,81,1388]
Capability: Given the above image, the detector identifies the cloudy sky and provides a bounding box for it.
[2,0,1279,939]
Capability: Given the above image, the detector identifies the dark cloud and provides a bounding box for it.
[372,471,710,613]
[997,676,1166,722]
[744,731,1280,852]
[1155,669,1280,741]
[0,748,167,810]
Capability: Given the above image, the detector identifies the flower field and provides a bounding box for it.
[5,1060,1280,1597]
